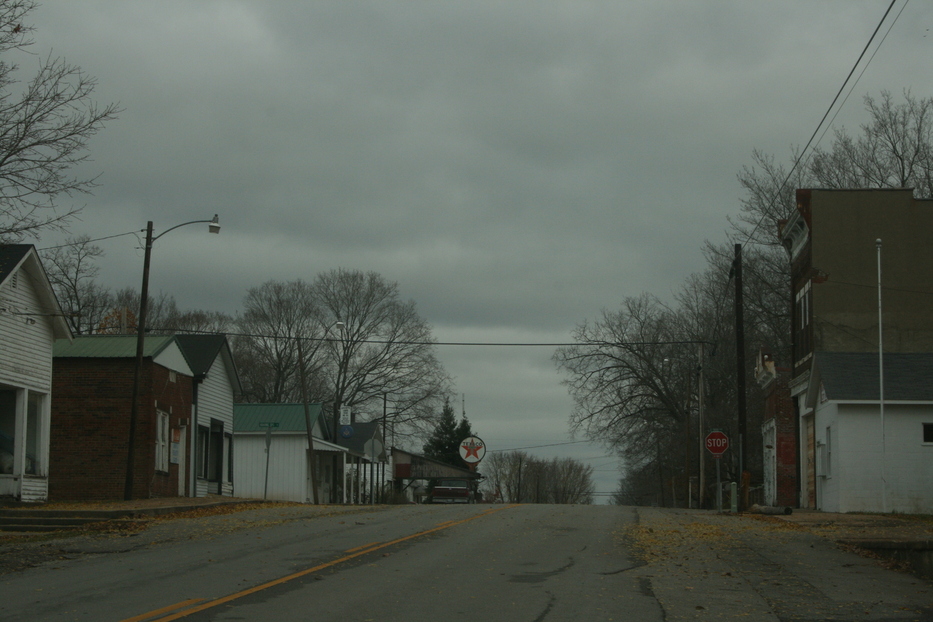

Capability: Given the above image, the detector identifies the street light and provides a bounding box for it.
[124,215,220,500]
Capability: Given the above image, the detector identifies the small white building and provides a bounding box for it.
[233,403,350,503]
[0,245,72,502]
[805,352,933,513]
[176,335,241,497]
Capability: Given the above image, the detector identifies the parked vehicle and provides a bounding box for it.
[427,479,473,504]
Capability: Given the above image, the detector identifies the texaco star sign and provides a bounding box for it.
[458,436,486,464]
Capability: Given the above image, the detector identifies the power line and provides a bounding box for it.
[713,1,904,344]
[147,325,715,349]
[488,440,591,452]
[37,230,141,251]
[741,0,901,247]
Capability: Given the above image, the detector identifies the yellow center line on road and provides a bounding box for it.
[120,505,517,622]
[344,541,383,553]
[118,599,204,622]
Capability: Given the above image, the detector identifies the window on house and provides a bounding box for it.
[197,425,209,478]
[225,433,234,483]
[0,390,16,475]
[823,426,832,477]
[208,423,223,482]
[25,393,41,475]
[794,281,812,363]
[155,411,169,472]
[924,423,933,444]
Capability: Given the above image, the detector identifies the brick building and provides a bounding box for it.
[50,335,194,500]
[755,349,797,508]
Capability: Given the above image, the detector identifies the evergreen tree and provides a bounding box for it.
[423,398,473,467]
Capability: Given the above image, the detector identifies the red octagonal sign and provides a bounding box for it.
[705,431,729,456]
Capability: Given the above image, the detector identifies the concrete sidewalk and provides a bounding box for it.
[2,495,260,515]
[0,496,272,532]
[776,508,933,542]
[630,507,933,620]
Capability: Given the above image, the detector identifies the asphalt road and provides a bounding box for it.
[1,504,931,621]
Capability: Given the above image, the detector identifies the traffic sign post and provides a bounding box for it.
[705,431,729,513]
[258,422,280,500]
[705,430,729,456]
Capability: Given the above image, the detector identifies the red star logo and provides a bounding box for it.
[462,441,481,459]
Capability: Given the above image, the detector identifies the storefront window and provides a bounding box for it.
[0,390,14,475]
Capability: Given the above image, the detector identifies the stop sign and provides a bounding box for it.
[705,431,729,456]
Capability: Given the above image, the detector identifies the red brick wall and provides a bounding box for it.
[763,370,798,507]
[50,358,192,501]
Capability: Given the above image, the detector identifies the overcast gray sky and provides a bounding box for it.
[28,1,932,501]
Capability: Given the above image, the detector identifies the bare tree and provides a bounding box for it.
[0,1,120,242]
[554,294,690,450]
[555,285,758,508]
[41,235,113,334]
[483,451,593,504]
[313,269,451,440]
[233,270,451,441]
[550,457,595,505]
[810,91,933,198]
[234,280,319,403]
[92,287,230,337]
[106,288,183,334]
[169,309,233,335]
[735,90,933,249]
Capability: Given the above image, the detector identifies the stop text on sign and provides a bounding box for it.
[705,431,729,456]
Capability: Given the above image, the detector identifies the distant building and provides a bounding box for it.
[234,403,374,504]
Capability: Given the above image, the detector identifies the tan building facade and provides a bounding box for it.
[780,188,933,512]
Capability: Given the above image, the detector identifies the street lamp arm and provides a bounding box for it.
[151,215,220,242]
[123,213,220,500]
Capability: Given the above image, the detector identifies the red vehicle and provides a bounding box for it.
[428,479,473,504]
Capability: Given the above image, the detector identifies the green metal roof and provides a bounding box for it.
[234,403,324,433]
[53,335,177,358]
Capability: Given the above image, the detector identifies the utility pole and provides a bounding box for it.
[697,342,706,508]
[734,243,748,509]
[297,339,320,505]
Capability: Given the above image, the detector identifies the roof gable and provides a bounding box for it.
[0,244,72,340]
[175,334,242,394]
[336,420,384,456]
[175,334,225,375]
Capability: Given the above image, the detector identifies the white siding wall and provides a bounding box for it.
[0,270,55,392]
[152,344,192,377]
[233,433,309,502]
[20,475,47,502]
[813,402,839,511]
[816,401,933,513]
[197,362,235,496]
[0,265,55,501]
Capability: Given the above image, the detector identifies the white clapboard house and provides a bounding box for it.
[0,245,72,502]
